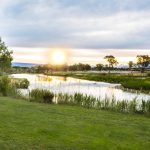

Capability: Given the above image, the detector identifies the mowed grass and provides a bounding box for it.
[0,97,150,150]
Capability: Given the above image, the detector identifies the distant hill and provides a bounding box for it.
[12,62,39,67]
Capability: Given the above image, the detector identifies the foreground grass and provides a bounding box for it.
[0,97,150,149]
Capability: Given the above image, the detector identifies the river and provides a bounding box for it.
[12,74,150,101]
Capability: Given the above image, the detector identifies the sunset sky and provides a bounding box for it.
[0,0,150,65]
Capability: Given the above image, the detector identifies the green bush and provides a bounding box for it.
[29,89,54,103]
[0,76,22,98]
[0,76,11,96]
[13,78,30,89]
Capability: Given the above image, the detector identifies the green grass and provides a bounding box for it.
[0,97,150,149]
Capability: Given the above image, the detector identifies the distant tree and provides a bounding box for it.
[104,55,118,72]
[77,63,83,71]
[68,63,91,71]
[128,61,134,70]
[136,55,150,73]
[0,38,13,72]
[69,64,77,71]
[96,64,103,71]
[84,64,91,71]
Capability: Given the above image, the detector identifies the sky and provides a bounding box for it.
[0,0,150,65]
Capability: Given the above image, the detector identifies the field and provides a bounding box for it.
[0,97,150,150]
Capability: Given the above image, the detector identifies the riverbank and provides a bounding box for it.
[46,72,150,93]
[0,96,150,150]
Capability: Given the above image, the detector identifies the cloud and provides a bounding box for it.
[0,0,150,49]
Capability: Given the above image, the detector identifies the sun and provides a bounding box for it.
[51,50,66,65]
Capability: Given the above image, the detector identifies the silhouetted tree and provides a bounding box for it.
[104,55,118,72]
[104,55,118,68]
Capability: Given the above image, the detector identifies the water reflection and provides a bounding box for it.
[12,74,150,101]
[37,75,52,82]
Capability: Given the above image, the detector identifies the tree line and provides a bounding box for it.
[30,55,150,73]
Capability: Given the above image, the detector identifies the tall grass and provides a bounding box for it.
[0,74,149,117]
[0,76,11,96]
[0,76,23,98]
[57,93,97,108]
[12,78,30,89]
[29,88,54,103]
[56,92,150,116]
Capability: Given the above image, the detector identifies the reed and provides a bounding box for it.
[12,78,30,89]
[29,88,54,103]
[0,76,24,98]
[55,92,150,116]
[145,100,150,115]
[0,76,11,96]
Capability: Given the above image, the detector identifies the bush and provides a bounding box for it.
[29,89,54,103]
[0,76,11,96]
[13,78,30,89]
[0,76,22,98]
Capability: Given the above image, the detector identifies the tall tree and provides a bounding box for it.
[104,55,118,72]
[137,55,150,73]
[0,38,13,72]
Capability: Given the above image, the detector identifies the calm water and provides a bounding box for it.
[12,74,150,101]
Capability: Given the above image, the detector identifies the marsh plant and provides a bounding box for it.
[57,92,97,108]
[12,78,30,89]
[29,88,54,103]
[55,92,150,116]
[0,76,23,98]
[0,76,11,96]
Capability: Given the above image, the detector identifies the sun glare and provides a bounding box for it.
[51,50,66,65]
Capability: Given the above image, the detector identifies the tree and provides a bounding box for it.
[96,64,103,71]
[68,63,91,71]
[0,38,13,72]
[104,55,118,72]
[136,55,150,73]
[84,64,91,71]
[128,61,133,70]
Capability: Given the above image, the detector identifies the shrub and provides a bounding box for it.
[29,89,54,103]
[19,78,29,89]
[13,78,29,89]
[0,76,11,96]
[0,76,23,98]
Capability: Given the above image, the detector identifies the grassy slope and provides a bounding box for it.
[0,97,150,150]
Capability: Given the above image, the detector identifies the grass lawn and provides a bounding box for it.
[0,97,150,150]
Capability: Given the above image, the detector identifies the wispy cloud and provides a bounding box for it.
[0,0,150,49]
